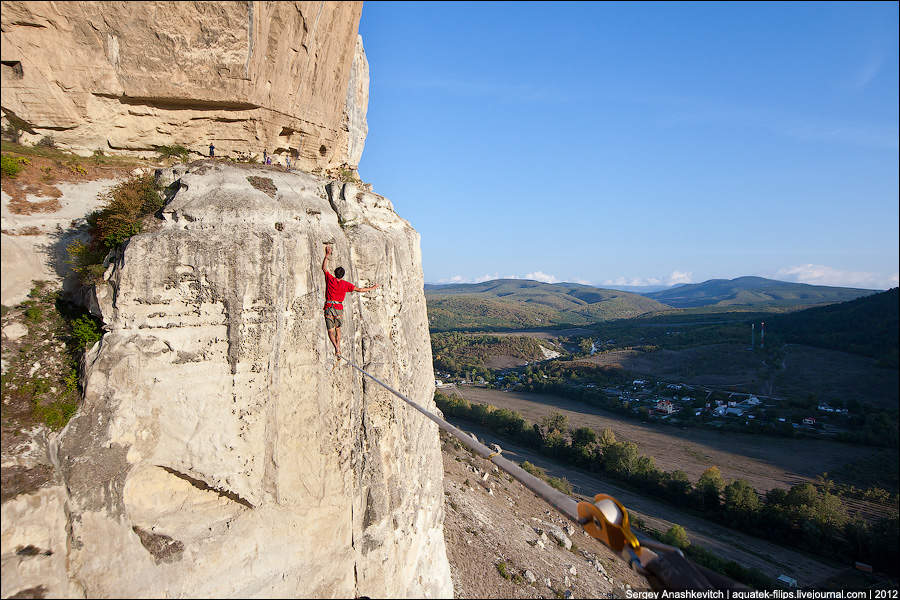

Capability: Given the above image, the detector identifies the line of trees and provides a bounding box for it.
[435,392,900,579]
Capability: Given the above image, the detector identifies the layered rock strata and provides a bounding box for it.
[2,163,452,598]
[0,1,368,169]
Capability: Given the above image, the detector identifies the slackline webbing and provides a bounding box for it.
[338,355,747,593]
[341,355,589,527]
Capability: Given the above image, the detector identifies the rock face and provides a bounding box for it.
[3,163,453,598]
[1,177,121,305]
[0,1,369,169]
[344,35,370,170]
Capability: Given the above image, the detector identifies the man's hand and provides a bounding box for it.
[322,244,331,273]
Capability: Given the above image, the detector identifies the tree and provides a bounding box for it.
[543,430,567,457]
[598,427,617,448]
[541,411,568,435]
[571,427,597,449]
[815,472,835,495]
[786,483,818,508]
[724,479,760,513]
[662,524,691,550]
[665,470,693,503]
[696,466,724,510]
[813,492,848,528]
[603,441,639,476]
[579,337,594,354]
[765,487,788,506]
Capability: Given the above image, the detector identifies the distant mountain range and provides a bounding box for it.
[425,276,883,331]
[591,284,676,293]
[424,280,668,331]
[640,276,878,309]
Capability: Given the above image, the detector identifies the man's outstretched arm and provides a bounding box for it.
[355,283,380,293]
[322,244,332,273]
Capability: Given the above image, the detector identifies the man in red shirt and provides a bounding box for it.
[322,244,379,358]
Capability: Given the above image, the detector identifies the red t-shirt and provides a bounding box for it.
[324,270,355,310]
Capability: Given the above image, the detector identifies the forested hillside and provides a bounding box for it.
[766,287,899,367]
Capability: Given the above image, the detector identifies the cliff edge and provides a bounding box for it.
[1,163,453,598]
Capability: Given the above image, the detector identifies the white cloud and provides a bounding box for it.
[523,271,559,284]
[601,270,692,287]
[667,270,693,285]
[773,264,895,289]
[433,271,562,285]
[572,278,593,286]
[602,276,660,287]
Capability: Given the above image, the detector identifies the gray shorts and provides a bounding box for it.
[324,306,343,329]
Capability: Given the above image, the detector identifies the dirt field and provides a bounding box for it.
[581,344,767,390]
[449,386,881,496]
[449,421,847,588]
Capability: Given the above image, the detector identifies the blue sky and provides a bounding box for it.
[358,1,899,290]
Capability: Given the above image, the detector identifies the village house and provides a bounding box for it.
[655,399,677,414]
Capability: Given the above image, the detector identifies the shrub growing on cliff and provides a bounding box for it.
[67,174,163,284]
[91,174,163,247]
[1,154,28,178]
[156,144,190,162]
[66,240,108,284]
[71,314,102,349]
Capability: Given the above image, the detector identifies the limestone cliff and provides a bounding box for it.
[2,163,453,597]
[0,1,369,169]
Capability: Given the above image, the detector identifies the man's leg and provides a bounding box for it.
[333,326,342,357]
[327,326,340,356]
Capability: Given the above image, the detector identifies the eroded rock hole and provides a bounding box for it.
[132,526,185,564]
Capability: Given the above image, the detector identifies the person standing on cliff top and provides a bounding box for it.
[322,244,379,358]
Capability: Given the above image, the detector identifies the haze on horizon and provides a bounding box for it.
[358,1,899,291]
